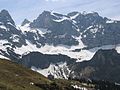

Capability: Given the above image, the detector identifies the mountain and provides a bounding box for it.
[0,9,26,47]
[21,19,30,26]
[0,9,15,25]
[69,49,120,83]
[19,52,76,79]
[28,11,120,48]
[0,9,120,82]
[18,49,120,83]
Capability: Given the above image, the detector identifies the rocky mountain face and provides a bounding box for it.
[0,10,120,49]
[69,49,120,83]
[20,52,75,69]
[28,11,120,48]
[18,49,120,83]
[0,9,120,83]
[0,10,26,47]
[21,19,30,26]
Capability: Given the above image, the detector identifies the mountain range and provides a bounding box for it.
[0,9,120,83]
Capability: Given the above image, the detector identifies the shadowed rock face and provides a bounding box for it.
[0,10,26,48]
[19,52,75,69]
[18,49,120,83]
[29,11,80,46]
[0,9,15,25]
[29,11,120,48]
[70,49,120,83]
[21,19,30,26]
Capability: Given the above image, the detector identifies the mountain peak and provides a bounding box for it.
[21,19,30,26]
[0,9,15,25]
[91,49,119,65]
[1,9,9,14]
[41,10,51,16]
[67,11,79,17]
[30,10,53,28]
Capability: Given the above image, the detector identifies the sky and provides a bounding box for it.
[0,0,120,24]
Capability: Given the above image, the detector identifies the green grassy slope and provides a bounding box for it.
[0,59,94,90]
[0,59,51,90]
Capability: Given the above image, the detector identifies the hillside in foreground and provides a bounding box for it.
[0,59,50,90]
[0,58,120,90]
[0,59,95,90]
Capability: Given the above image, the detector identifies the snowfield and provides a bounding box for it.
[1,33,119,63]
[14,38,119,62]
[31,62,71,79]
[72,85,88,90]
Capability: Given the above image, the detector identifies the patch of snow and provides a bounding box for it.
[0,54,9,60]
[90,28,98,33]
[72,85,88,90]
[14,38,120,63]
[30,82,34,85]
[0,25,7,30]
[98,24,104,29]
[72,20,77,24]
[0,40,11,59]
[115,82,120,86]
[51,11,62,18]
[51,11,56,17]
[102,31,104,35]
[83,35,86,38]
[14,40,40,55]
[19,24,30,33]
[14,39,120,62]
[7,22,15,27]
[82,11,95,15]
[53,16,70,22]
[72,35,86,49]
[19,24,51,37]
[31,62,70,79]
[37,44,89,61]
[0,40,10,52]
[21,41,88,62]
[0,22,3,24]
[83,29,88,33]
[75,44,118,62]
[10,34,20,42]
[71,19,80,32]
[115,44,120,53]
[76,28,80,32]
[87,26,93,30]
[70,13,79,19]
[37,28,51,35]
[106,20,115,23]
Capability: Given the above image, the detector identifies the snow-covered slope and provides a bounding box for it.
[31,62,70,79]
[12,35,120,62]
[0,21,119,62]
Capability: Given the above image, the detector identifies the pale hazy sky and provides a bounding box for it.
[0,0,120,24]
